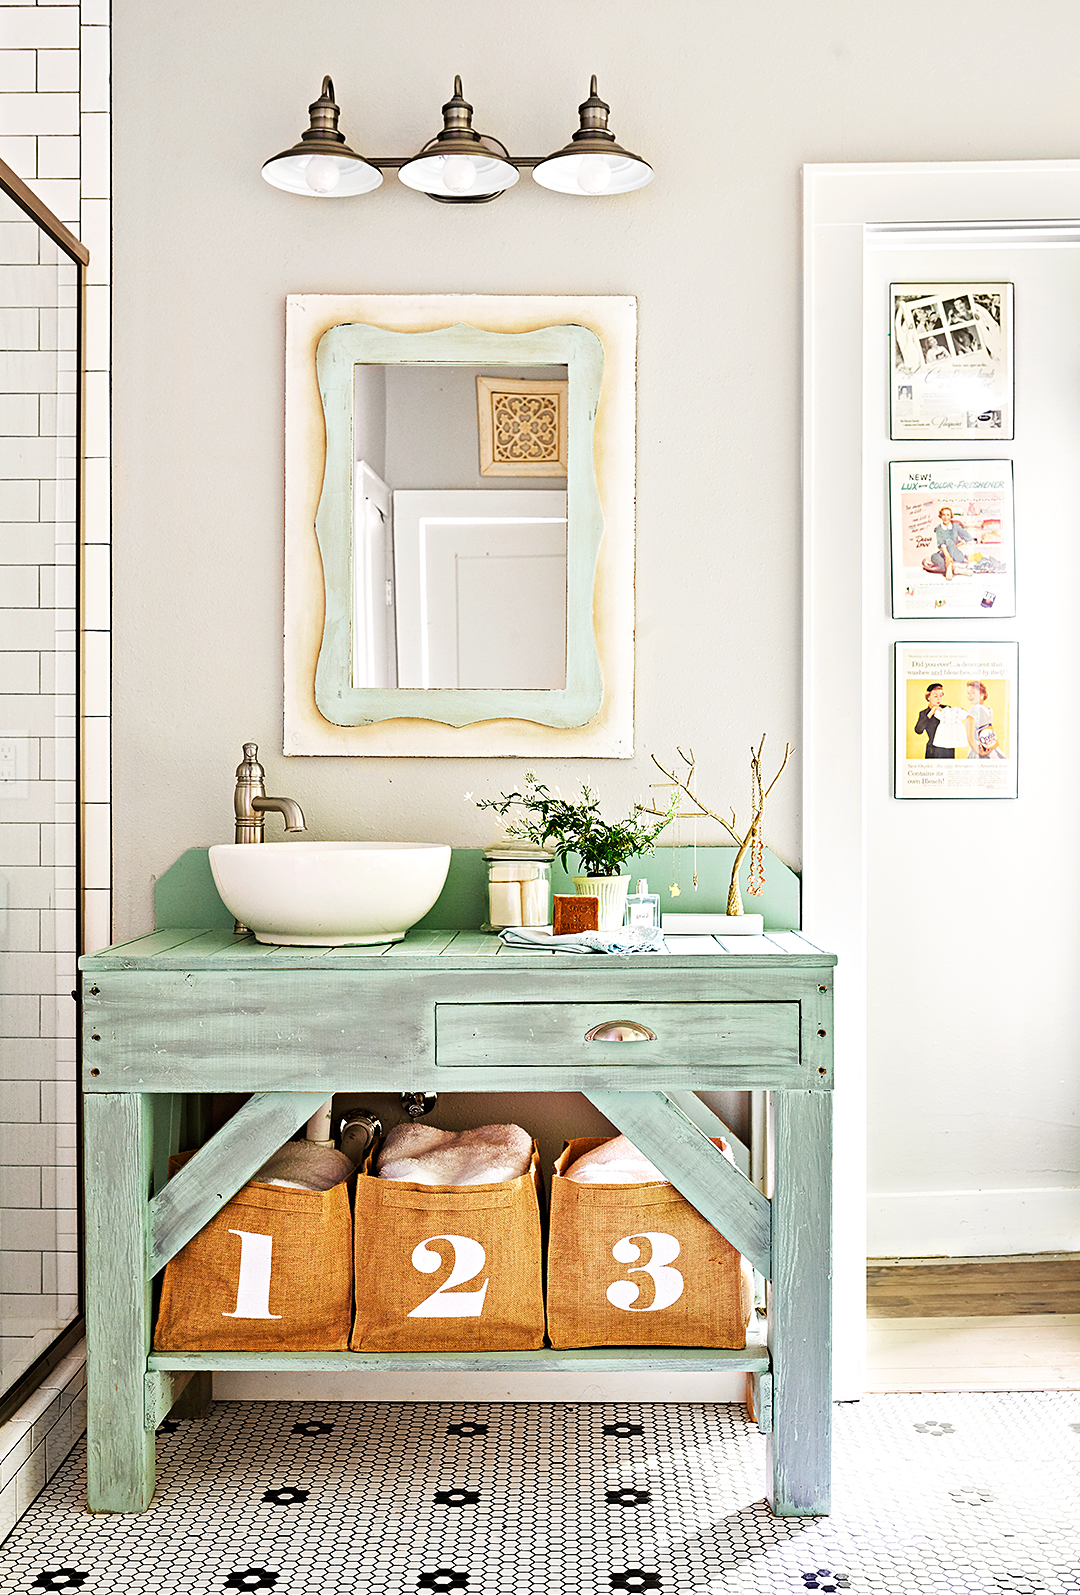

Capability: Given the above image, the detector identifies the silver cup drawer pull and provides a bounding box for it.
[584,1020,657,1042]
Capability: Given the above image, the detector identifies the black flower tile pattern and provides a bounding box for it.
[607,1487,652,1506]
[2,1393,1079,1594]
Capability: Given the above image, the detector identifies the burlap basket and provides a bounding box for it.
[351,1146,545,1352]
[545,1137,752,1350]
[153,1154,353,1352]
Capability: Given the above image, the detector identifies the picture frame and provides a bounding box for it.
[889,460,1015,619]
[476,375,568,477]
[895,642,1018,799]
[890,283,1014,440]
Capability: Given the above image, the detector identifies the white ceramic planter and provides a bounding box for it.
[573,874,631,931]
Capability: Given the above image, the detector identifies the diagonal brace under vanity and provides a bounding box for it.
[584,1090,772,1279]
[145,1091,330,1278]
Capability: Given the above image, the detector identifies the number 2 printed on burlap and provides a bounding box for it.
[606,1231,684,1312]
[408,1234,490,1318]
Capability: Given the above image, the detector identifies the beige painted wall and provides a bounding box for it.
[110,0,1080,935]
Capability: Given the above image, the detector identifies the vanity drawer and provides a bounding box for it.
[435,1001,799,1073]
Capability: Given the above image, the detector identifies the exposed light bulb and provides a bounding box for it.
[576,156,612,194]
[304,154,341,194]
[442,154,477,193]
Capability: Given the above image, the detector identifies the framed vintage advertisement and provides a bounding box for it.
[891,283,1013,440]
[889,461,1015,619]
[895,643,1017,799]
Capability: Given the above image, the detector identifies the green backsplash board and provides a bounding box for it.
[154,847,800,934]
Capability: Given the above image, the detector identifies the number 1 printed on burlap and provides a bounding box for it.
[606,1231,684,1312]
[221,1229,283,1321]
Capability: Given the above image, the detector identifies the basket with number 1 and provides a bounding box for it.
[545,1137,752,1350]
[350,1146,545,1352]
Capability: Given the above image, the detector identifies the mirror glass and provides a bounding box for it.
[351,363,568,692]
[312,320,605,730]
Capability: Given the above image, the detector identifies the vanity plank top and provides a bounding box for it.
[81,926,836,972]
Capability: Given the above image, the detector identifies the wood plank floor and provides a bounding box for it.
[867,1254,1080,1317]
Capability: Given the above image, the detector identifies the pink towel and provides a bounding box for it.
[564,1133,732,1185]
[377,1123,532,1186]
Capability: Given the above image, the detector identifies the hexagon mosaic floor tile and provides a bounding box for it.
[2,1392,1079,1593]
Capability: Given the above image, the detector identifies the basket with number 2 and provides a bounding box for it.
[350,1146,545,1352]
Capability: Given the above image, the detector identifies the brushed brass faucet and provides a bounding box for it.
[233,742,306,843]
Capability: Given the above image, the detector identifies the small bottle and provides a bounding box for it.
[624,877,660,930]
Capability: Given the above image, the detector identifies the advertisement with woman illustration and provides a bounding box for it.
[890,461,1015,619]
[895,643,1018,798]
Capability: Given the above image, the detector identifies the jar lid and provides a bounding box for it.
[483,846,555,862]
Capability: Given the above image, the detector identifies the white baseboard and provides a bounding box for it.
[868,1186,1080,1258]
[213,1371,749,1403]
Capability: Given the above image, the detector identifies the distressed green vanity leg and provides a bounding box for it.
[767,1089,832,1515]
[84,1092,156,1512]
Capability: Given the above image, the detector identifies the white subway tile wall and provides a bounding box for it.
[0,0,111,1461]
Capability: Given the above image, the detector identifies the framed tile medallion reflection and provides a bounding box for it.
[476,375,568,476]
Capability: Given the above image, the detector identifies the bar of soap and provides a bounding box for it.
[553,894,599,935]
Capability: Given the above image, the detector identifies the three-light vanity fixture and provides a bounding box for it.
[261,75,653,202]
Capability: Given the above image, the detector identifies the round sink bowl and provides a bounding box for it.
[208,841,452,945]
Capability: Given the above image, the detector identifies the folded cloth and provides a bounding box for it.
[253,1139,356,1191]
[499,926,668,955]
[377,1122,533,1186]
[564,1133,670,1185]
[564,1132,733,1185]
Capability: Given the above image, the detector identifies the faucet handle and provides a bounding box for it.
[236,742,264,780]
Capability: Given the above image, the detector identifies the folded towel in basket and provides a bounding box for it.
[253,1139,356,1191]
[563,1133,670,1185]
[499,926,668,954]
[377,1122,533,1186]
[563,1132,733,1185]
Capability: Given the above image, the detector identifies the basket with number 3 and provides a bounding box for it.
[545,1137,752,1350]
[350,1145,545,1352]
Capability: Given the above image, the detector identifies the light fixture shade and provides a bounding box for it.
[262,76,382,197]
[532,76,653,196]
[398,76,518,202]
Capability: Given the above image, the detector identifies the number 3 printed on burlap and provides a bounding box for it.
[606,1231,684,1312]
[408,1234,490,1318]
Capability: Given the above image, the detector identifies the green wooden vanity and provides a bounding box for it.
[79,925,834,1517]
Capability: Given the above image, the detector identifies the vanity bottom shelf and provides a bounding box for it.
[148,1341,769,1375]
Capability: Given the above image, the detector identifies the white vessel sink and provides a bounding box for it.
[208,841,452,946]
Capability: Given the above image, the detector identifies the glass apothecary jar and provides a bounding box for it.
[484,847,555,930]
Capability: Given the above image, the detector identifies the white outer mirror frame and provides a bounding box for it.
[284,294,636,757]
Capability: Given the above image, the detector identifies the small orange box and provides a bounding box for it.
[553,895,599,935]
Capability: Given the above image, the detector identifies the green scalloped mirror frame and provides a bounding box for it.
[313,321,604,730]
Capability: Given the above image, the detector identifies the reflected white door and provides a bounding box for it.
[392,490,568,690]
[352,461,396,688]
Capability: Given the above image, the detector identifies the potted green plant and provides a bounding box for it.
[477,775,677,929]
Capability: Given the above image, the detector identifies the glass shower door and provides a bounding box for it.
[0,175,83,1402]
